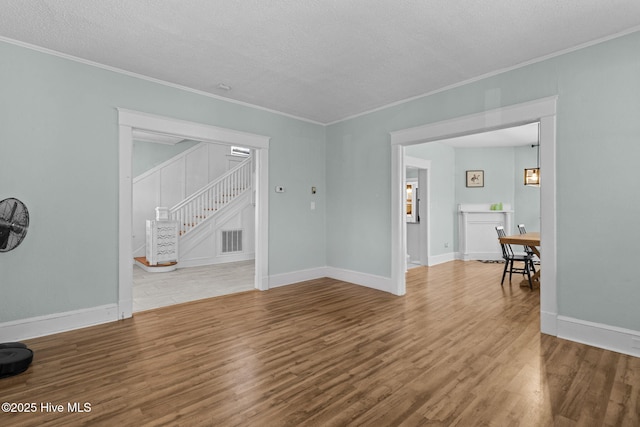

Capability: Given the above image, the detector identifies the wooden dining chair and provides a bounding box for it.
[517,223,538,262]
[496,226,535,289]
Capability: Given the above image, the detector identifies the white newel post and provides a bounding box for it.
[146,207,179,266]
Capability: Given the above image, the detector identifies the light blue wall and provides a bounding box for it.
[455,147,514,208]
[514,145,540,232]
[327,31,640,332]
[455,146,540,237]
[0,40,326,323]
[2,29,639,335]
[405,144,540,252]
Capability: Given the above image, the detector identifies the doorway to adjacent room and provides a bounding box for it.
[390,97,558,336]
[118,109,270,319]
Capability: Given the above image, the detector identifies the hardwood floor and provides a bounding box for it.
[2,261,639,426]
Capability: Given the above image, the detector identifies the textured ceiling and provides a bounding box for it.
[438,122,539,148]
[2,1,640,124]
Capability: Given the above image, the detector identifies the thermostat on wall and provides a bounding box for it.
[275,186,285,193]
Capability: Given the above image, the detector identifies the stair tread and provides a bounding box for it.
[134,256,178,267]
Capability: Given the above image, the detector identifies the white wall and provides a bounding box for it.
[132,142,247,257]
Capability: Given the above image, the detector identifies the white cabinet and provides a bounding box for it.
[458,204,512,261]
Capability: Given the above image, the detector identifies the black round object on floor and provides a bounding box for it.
[0,342,33,378]
[0,342,27,349]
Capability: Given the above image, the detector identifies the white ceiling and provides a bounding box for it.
[2,1,640,124]
[132,129,186,145]
[437,122,539,148]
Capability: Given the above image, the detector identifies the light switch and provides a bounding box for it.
[311,201,316,210]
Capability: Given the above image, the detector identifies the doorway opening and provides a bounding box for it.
[390,97,558,336]
[118,109,270,319]
[131,136,257,312]
[405,156,430,269]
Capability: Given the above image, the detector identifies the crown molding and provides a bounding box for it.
[0,36,323,126]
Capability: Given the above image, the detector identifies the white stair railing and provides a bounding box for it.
[169,156,252,236]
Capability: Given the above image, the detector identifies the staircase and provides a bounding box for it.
[170,155,253,237]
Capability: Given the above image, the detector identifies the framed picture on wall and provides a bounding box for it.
[466,170,484,187]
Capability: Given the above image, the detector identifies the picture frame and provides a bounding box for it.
[466,170,484,187]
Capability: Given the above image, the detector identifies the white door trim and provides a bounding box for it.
[117,109,270,319]
[390,96,558,336]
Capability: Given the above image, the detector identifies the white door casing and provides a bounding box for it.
[390,96,558,336]
[118,109,270,319]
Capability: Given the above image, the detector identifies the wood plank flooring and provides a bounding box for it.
[2,260,639,426]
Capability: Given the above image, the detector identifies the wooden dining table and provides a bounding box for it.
[498,231,541,281]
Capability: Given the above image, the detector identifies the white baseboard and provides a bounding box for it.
[268,266,394,294]
[428,252,457,266]
[540,310,558,336]
[0,304,119,342]
[177,253,255,269]
[325,267,394,294]
[557,315,640,358]
[269,267,328,288]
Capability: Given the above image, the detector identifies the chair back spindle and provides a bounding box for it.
[517,224,535,257]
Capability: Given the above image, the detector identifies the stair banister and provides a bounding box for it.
[169,155,252,236]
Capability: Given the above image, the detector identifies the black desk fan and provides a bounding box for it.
[0,197,34,378]
[0,197,29,252]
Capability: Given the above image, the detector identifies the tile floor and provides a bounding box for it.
[133,260,256,312]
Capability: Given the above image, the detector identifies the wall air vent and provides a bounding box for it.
[221,229,243,253]
[230,146,251,157]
